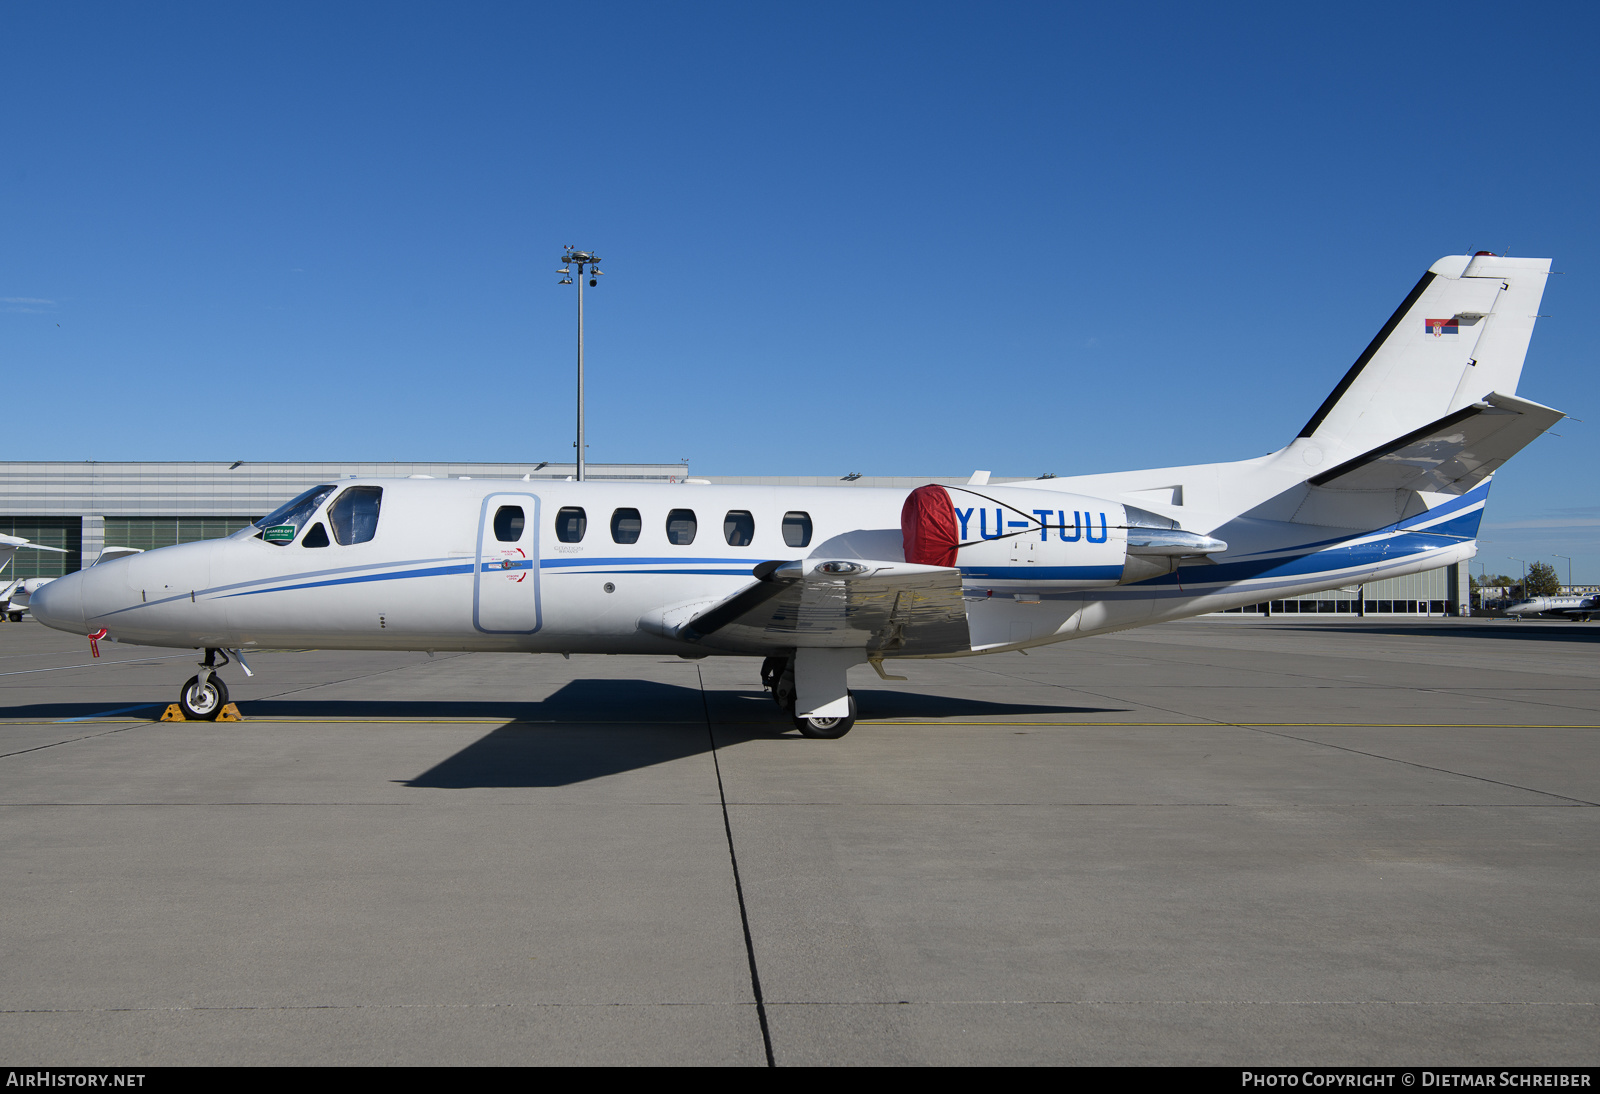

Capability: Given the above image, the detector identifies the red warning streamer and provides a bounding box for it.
[87,628,108,658]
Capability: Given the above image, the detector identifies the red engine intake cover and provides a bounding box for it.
[901,484,960,568]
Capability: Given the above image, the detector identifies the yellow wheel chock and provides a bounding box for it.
[160,703,243,722]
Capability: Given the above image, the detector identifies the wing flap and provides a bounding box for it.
[1307,391,1564,494]
[665,559,971,656]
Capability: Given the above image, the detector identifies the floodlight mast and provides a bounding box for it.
[558,247,603,481]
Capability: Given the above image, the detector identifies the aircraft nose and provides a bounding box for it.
[29,572,86,634]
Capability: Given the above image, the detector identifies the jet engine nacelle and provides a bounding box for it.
[948,486,1126,588]
[914,484,1228,588]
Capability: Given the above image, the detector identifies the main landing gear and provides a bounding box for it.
[176,648,251,721]
[761,652,860,739]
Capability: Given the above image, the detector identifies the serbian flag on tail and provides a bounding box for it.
[1425,318,1459,337]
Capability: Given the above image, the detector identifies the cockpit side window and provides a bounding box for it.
[329,486,383,545]
[301,523,331,548]
[256,485,337,546]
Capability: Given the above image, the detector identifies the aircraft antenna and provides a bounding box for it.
[559,246,603,481]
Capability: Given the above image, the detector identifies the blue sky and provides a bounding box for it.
[4,2,1596,580]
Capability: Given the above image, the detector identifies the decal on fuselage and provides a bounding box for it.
[954,507,1109,544]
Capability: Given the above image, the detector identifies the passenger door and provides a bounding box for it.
[474,492,541,634]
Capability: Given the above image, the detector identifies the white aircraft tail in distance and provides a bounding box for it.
[0,533,69,621]
[31,253,1563,736]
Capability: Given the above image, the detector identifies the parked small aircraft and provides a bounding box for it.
[1504,594,1597,621]
[1,534,68,621]
[2,578,56,622]
[31,253,1562,736]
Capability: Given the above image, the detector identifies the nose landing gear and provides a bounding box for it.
[179,672,229,720]
[173,648,248,721]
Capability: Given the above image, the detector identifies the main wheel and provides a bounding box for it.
[770,659,797,712]
[179,674,229,721]
[793,693,856,739]
[760,655,786,693]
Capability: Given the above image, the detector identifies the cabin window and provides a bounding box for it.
[724,510,755,547]
[555,507,587,543]
[301,522,331,548]
[255,485,337,547]
[329,486,383,545]
[782,511,812,548]
[493,505,525,543]
[611,508,642,544]
[666,509,697,545]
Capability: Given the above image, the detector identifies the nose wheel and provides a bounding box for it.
[179,674,230,720]
[175,648,248,721]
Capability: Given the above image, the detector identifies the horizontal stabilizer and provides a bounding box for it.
[0,533,68,554]
[1307,392,1563,494]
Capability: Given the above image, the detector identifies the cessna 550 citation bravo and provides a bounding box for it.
[31,253,1563,737]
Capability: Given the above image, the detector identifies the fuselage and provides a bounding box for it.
[30,473,1483,657]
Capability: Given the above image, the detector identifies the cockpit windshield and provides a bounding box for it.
[253,485,337,546]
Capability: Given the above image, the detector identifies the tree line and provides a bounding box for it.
[1471,561,1563,598]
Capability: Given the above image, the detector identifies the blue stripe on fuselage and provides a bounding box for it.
[958,565,1125,581]
[105,555,763,612]
[539,556,759,569]
[219,562,476,598]
[1229,482,1490,559]
[1130,529,1468,589]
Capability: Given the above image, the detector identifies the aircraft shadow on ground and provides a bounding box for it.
[398,680,1128,789]
[248,678,708,722]
[0,702,168,721]
[0,679,1126,788]
[0,681,1122,729]
[850,691,1127,720]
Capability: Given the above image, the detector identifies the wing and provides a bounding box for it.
[1308,392,1565,494]
[642,559,971,656]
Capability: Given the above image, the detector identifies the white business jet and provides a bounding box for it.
[31,253,1563,737]
[1504,594,1597,621]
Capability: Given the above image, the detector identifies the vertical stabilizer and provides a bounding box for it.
[1298,254,1550,461]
